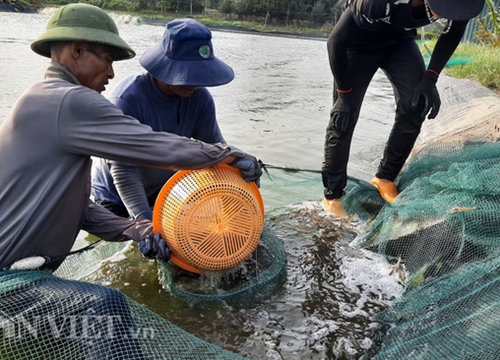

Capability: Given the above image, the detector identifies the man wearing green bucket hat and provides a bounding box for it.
[0,2,261,270]
[91,18,236,221]
[0,4,261,358]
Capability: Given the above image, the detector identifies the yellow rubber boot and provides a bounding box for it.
[370,177,399,203]
[322,198,346,217]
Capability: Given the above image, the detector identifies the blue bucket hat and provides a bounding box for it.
[139,18,234,87]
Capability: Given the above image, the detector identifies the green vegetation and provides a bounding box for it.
[11,0,500,93]
[433,0,500,93]
[444,43,500,93]
[18,0,345,31]
[476,0,500,46]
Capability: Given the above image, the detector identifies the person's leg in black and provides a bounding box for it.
[376,38,426,188]
[322,47,383,210]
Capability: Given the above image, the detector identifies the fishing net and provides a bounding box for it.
[157,227,287,308]
[0,162,316,359]
[419,40,474,67]
[0,270,246,360]
[353,76,500,359]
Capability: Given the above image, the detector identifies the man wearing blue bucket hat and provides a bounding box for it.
[92,18,238,220]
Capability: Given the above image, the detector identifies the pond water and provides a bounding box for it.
[0,9,403,359]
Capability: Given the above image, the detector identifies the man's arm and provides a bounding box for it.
[109,160,153,220]
[59,88,244,169]
[83,202,135,241]
[428,20,469,75]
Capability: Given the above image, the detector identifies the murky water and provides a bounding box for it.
[0,9,403,359]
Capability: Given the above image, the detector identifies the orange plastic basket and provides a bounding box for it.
[152,164,265,273]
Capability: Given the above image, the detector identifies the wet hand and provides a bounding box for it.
[138,233,170,262]
[123,220,170,262]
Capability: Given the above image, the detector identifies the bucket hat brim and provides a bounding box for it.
[140,42,234,87]
[427,0,485,21]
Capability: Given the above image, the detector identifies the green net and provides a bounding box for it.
[372,256,500,360]
[0,270,246,359]
[348,76,500,358]
[156,227,287,307]
[419,40,474,67]
[349,139,500,359]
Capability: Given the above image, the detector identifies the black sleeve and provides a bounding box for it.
[428,20,469,75]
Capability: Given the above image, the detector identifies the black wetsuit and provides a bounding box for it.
[322,0,469,199]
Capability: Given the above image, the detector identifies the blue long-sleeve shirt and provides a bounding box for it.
[91,72,226,220]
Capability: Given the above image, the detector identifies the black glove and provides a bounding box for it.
[123,220,170,262]
[411,71,441,120]
[230,153,263,186]
[138,233,170,262]
[330,92,357,133]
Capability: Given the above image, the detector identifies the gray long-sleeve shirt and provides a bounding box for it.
[0,62,242,269]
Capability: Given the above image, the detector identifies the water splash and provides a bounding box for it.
[80,200,405,359]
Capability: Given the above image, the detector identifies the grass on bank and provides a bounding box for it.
[444,43,500,94]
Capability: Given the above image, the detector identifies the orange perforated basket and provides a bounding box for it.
[152,164,265,274]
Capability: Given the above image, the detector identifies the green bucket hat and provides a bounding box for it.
[31,3,135,61]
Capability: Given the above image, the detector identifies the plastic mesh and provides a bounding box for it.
[153,165,264,273]
[0,270,245,360]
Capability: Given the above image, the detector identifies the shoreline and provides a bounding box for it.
[0,3,327,40]
[141,17,328,40]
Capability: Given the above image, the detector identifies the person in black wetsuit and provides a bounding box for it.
[322,0,485,216]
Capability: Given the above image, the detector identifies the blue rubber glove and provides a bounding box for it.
[138,233,170,262]
[230,153,263,187]
[123,220,170,262]
[411,71,441,120]
[330,92,357,134]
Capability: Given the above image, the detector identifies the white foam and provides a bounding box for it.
[339,249,405,306]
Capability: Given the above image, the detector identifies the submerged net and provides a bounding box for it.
[156,227,287,307]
